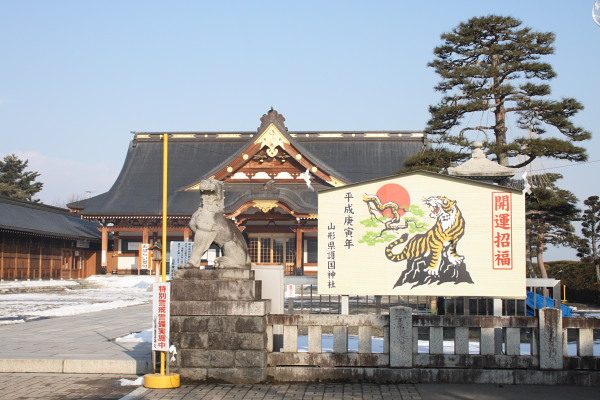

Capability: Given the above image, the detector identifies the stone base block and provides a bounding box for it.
[171,316,267,334]
[268,367,600,386]
[181,349,267,369]
[207,367,267,384]
[171,279,262,301]
[174,269,254,281]
[172,300,270,316]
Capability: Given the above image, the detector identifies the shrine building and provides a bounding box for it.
[68,109,427,276]
[0,196,101,280]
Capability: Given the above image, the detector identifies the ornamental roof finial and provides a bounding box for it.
[258,107,287,133]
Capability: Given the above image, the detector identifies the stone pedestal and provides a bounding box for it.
[170,268,270,383]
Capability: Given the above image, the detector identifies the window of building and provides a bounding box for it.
[248,235,295,264]
[305,238,318,264]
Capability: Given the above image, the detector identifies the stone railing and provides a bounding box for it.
[266,307,600,385]
[168,269,598,385]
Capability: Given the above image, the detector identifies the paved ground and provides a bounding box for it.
[0,304,152,374]
[1,375,599,400]
[0,373,139,400]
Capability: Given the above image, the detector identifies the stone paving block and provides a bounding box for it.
[207,332,267,350]
[206,367,267,384]
[171,332,209,349]
[171,315,211,332]
[181,349,235,368]
[208,315,267,333]
[234,350,268,368]
[0,359,64,373]
[63,359,150,374]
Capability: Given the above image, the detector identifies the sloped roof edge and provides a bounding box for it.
[318,170,524,194]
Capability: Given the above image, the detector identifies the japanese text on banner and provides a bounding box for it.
[327,222,336,288]
[152,282,170,351]
[492,192,513,270]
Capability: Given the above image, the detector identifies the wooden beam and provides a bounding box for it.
[0,240,4,280]
[39,245,42,280]
[27,241,31,280]
[295,229,303,275]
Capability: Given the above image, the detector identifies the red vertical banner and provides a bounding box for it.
[152,282,170,351]
[492,192,513,270]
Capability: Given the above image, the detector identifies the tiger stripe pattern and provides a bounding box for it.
[385,196,465,276]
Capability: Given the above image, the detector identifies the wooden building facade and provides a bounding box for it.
[69,109,427,276]
[0,196,102,280]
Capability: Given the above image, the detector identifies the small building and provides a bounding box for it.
[0,196,102,280]
[69,109,427,276]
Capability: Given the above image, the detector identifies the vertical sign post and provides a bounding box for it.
[144,133,180,389]
[152,282,170,352]
[139,243,150,273]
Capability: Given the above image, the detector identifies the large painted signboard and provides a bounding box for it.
[318,172,525,298]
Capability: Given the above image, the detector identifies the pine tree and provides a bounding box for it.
[527,173,579,278]
[0,154,44,201]
[577,196,600,282]
[407,15,590,170]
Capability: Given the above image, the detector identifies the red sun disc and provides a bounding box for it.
[375,183,411,218]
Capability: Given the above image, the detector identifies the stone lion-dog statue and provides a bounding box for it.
[184,179,251,269]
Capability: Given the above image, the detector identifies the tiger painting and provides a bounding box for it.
[383,196,472,287]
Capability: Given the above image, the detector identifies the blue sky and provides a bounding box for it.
[2,1,599,260]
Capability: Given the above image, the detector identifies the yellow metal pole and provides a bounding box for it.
[144,133,180,389]
[562,284,568,303]
[162,133,168,284]
[161,132,168,375]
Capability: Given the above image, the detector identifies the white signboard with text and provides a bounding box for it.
[152,282,170,352]
[169,241,194,280]
[139,243,150,271]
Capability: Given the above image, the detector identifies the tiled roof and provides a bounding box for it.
[0,196,101,240]
[71,130,426,217]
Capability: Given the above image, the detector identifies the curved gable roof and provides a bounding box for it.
[70,110,426,217]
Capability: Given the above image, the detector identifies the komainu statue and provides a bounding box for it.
[184,179,251,269]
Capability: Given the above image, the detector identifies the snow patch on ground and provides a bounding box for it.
[116,329,152,344]
[0,275,156,324]
[119,376,144,386]
[0,279,80,289]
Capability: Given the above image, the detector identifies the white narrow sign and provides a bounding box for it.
[152,282,170,352]
[139,243,150,271]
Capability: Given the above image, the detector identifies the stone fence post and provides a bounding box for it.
[390,306,413,367]
[538,307,563,370]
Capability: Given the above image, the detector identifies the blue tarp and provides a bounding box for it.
[526,290,572,317]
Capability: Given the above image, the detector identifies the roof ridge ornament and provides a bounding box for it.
[258,107,288,133]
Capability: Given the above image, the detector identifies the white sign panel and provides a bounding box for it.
[139,243,150,271]
[169,241,195,280]
[152,282,170,352]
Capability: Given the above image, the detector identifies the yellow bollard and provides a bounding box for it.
[561,284,568,304]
